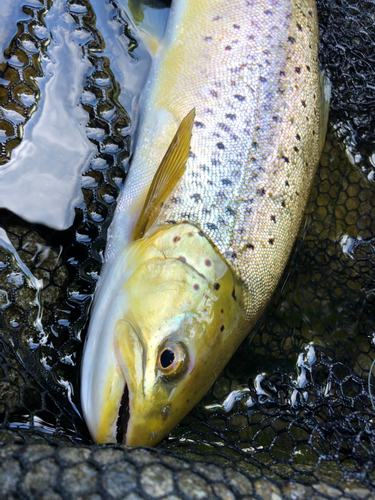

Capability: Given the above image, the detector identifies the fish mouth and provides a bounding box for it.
[116,382,130,444]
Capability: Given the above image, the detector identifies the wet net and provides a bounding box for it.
[0,0,374,498]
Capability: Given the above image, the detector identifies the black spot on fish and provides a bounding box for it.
[217,142,225,150]
[269,238,274,245]
[191,193,201,202]
[296,191,299,196]
[296,133,301,141]
[285,180,289,187]
[281,200,286,208]
[225,45,232,50]
[232,288,237,301]
[301,100,307,107]
[280,70,286,77]
[233,24,240,29]
[246,243,254,250]
[214,282,220,290]
[234,94,245,101]
[264,9,272,14]
[252,141,258,148]
[306,65,310,71]
[193,284,200,291]
[207,223,218,230]
[295,67,301,74]
[194,121,205,128]
[257,188,266,196]
[219,123,230,132]
[173,236,181,243]
[204,36,212,41]
[220,325,225,332]
[271,215,276,222]
[288,36,295,43]
[282,156,290,163]
[178,256,187,263]
[297,22,303,31]
[226,113,236,120]
[198,231,205,237]
[226,206,236,216]
[259,76,267,83]
[210,90,218,97]
[224,251,237,260]
[294,146,299,153]
[312,130,316,136]
[222,178,232,186]
[166,220,176,224]
[205,259,212,267]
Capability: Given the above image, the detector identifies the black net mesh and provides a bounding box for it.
[0,0,374,498]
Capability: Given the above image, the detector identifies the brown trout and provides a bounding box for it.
[81,0,330,446]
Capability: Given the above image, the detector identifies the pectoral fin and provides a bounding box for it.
[133,108,195,240]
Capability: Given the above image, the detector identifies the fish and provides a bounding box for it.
[81,0,330,447]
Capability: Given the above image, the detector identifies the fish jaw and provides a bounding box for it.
[80,317,126,444]
[80,241,145,444]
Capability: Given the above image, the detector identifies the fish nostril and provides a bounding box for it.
[116,383,130,444]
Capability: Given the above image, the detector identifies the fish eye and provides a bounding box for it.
[158,343,186,376]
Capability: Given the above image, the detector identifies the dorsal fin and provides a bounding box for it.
[133,108,195,240]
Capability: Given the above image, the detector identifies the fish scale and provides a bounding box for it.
[154,0,322,319]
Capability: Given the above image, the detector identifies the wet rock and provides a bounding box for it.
[40,490,63,500]
[254,479,282,500]
[128,448,155,464]
[141,463,174,497]
[312,483,342,498]
[20,444,54,464]
[58,446,91,464]
[177,471,212,499]
[20,457,59,495]
[102,460,137,498]
[92,447,125,465]
[61,462,99,496]
[213,483,236,500]
[0,458,21,494]
[283,482,314,499]
[226,467,254,495]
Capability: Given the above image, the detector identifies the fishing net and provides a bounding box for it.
[0,0,374,498]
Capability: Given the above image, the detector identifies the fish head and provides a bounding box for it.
[82,224,249,446]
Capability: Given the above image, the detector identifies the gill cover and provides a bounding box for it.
[97,223,249,446]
